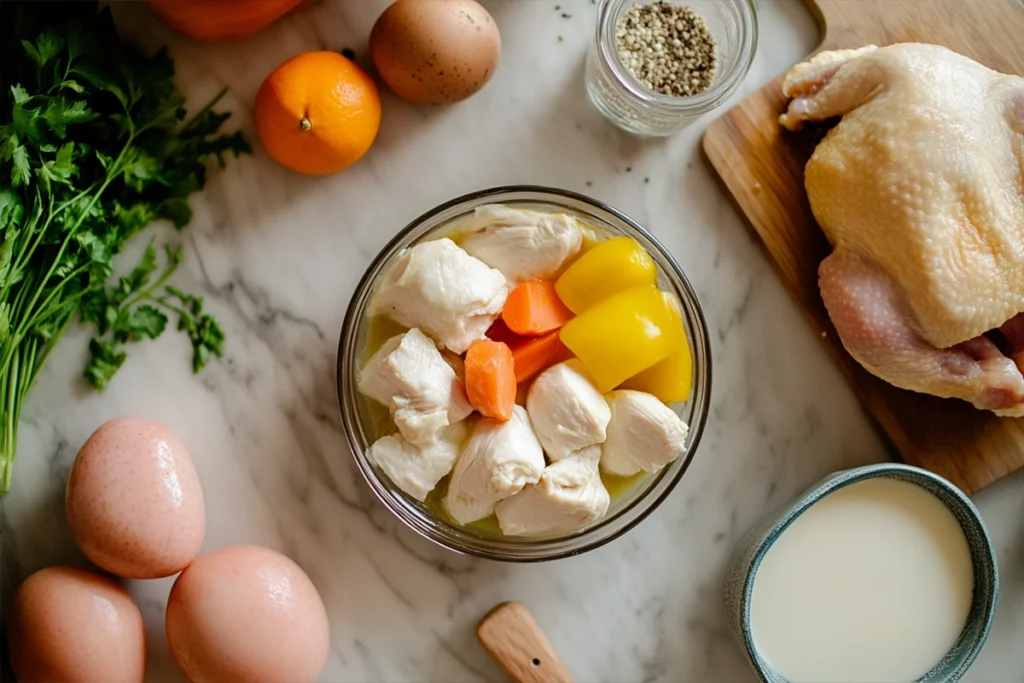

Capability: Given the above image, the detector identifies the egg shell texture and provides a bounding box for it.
[66,416,205,579]
[370,0,501,105]
[165,545,330,683]
[9,566,146,683]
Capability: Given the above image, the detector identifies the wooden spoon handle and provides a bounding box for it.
[476,602,574,683]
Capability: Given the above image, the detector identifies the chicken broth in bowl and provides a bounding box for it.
[339,187,711,559]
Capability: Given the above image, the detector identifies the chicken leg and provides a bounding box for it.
[820,250,1024,415]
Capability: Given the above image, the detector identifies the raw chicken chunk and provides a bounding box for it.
[527,361,611,460]
[367,423,467,501]
[495,446,610,536]
[780,43,1024,416]
[369,238,507,353]
[600,390,689,477]
[444,406,545,525]
[459,205,584,282]
[358,328,473,447]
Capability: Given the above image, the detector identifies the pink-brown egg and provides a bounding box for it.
[8,566,146,683]
[66,416,205,579]
[165,545,329,683]
[370,0,501,105]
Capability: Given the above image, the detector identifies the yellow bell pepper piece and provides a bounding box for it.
[559,286,681,393]
[621,339,692,402]
[555,236,656,314]
[620,292,691,401]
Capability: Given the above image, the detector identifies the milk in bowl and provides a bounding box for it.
[749,478,972,682]
[726,465,999,683]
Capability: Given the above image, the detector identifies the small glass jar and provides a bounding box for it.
[585,0,758,136]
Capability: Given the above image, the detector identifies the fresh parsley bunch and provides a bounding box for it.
[0,2,250,493]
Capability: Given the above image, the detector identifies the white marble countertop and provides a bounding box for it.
[2,1,1023,681]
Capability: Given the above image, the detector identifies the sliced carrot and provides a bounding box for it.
[464,339,517,422]
[511,330,574,384]
[502,280,575,336]
[486,318,528,350]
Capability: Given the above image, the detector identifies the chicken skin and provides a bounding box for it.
[780,43,1024,416]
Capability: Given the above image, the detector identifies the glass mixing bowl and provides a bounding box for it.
[337,186,712,561]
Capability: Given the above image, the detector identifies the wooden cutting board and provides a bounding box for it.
[702,0,1024,493]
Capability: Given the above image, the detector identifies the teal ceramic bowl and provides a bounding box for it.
[724,463,998,683]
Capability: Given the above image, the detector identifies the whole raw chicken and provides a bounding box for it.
[780,43,1024,416]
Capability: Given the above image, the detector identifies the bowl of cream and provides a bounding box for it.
[724,463,998,683]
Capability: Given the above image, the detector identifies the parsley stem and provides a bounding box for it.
[2,350,19,492]
[18,337,38,406]
[0,188,45,306]
[5,183,97,302]
[19,262,90,337]
[180,88,229,135]
[152,297,189,318]
[10,137,131,347]
[120,254,182,311]
[26,323,61,390]
[0,278,39,372]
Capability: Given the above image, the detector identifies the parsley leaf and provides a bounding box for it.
[165,286,225,373]
[84,338,127,390]
[42,98,96,138]
[10,145,31,186]
[10,85,31,105]
[120,304,167,340]
[26,29,64,68]
[156,197,192,229]
[82,243,217,386]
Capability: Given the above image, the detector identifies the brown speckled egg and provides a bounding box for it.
[370,0,501,105]
[9,566,146,683]
[66,416,205,579]
[165,545,330,683]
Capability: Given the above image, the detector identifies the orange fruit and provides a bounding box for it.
[255,51,381,175]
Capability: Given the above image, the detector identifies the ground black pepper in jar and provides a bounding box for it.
[616,1,719,97]
[584,0,757,136]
